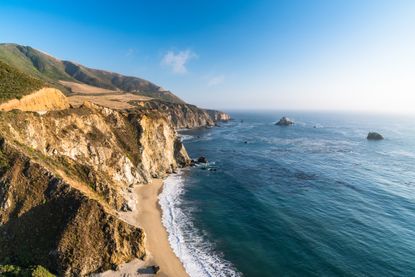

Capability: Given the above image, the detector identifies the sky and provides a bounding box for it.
[1,0,415,113]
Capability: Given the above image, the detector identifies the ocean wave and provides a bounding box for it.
[179,134,194,141]
[389,150,415,158]
[159,172,241,277]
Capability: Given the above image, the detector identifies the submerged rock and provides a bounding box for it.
[367,132,384,140]
[275,116,294,126]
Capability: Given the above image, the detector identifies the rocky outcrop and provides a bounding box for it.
[0,101,190,275]
[0,140,145,276]
[205,109,231,122]
[197,156,208,163]
[367,132,384,140]
[0,87,70,112]
[133,100,230,129]
[276,116,294,126]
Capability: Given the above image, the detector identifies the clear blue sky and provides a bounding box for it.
[1,0,415,112]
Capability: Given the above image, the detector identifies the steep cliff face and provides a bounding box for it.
[134,100,231,129]
[205,108,231,122]
[137,113,189,177]
[0,102,190,275]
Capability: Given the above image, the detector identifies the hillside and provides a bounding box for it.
[0,43,184,103]
[0,60,44,103]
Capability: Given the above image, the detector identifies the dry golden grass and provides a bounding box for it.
[0,87,70,111]
[60,80,120,95]
[60,81,152,109]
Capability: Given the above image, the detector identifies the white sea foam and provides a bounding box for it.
[159,172,241,277]
[179,134,194,141]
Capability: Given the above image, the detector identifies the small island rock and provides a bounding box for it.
[276,117,294,126]
[367,132,384,140]
[197,156,208,163]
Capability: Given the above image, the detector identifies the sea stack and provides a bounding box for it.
[276,116,294,126]
[367,132,384,140]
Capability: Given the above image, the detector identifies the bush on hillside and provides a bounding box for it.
[0,60,44,104]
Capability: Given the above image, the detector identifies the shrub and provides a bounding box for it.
[0,60,44,104]
[0,264,55,277]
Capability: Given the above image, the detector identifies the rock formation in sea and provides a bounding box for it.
[367,132,384,140]
[197,156,208,163]
[276,116,294,126]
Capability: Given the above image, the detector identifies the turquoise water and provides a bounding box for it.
[161,112,415,277]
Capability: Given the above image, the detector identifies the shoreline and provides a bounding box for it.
[107,179,188,277]
[136,179,189,277]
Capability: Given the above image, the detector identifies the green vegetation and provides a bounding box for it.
[0,44,71,82]
[0,60,44,104]
[0,264,55,277]
[31,266,55,277]
[0,43,185,103]
[0,148,10,172]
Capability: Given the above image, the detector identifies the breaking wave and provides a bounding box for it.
[159,172,241,277]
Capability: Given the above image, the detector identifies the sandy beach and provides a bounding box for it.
[101,179,188,277]
[135,179,188,277]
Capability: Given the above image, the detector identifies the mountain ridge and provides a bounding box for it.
[0,43,185,103]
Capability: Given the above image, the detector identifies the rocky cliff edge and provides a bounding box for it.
[0,99,190,275]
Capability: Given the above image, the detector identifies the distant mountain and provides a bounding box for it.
[0,60,44,103]
[0,43,185,103]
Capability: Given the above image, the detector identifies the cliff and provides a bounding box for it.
[205,108,232,122]
[63,86,231,128]
[0,101,190,275]
[134,100,231,129]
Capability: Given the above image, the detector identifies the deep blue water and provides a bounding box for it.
[161,111,415,277]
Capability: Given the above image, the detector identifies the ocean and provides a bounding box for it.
[159,111,415,277]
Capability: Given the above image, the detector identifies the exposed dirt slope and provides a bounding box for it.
[0,87,70,111]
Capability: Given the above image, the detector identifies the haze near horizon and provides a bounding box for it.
[1,0,414,113]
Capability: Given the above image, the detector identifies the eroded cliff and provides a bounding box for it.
[0,101,190,275]
[134,100,231,129]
